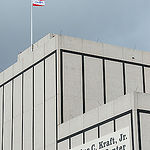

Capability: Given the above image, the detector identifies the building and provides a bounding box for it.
[0,33,150,150]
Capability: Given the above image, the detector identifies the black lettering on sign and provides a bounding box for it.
[119,134,127,142]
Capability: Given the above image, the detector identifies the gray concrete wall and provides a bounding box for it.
[58,35,150,65]
[58,92,150,150]
[58,93,135,150]
[1,34,150,124]
[0,47,57,150]
[60,48,147,122]
[140,113,150,150]
[84,57,103,111]
[135,93,150,150]
[13,76,22,150]
[1,34,150,150]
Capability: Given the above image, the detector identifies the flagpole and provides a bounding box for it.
[31,0,33,51]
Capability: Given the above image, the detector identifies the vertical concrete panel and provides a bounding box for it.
[23,69,33,150]
[45,55,56,148]
[45,55,56,101]
[84,57,103,111]
[4,82,12,150]
[34,62,44,150]
[34,62,44,105]
[85,128,98,142]
[140,113,150,149]
[24,69,33,112]
[23,111,32,150]
[14,76,22,117]
[58,140,69,150]
[144,67,150,93]
[116,115,130,130]
[34,105,44,150]
[13,76,22,150]
[45,99,56,147]
[4,121,11,150]
[105,61,123,102]
[13,116,22,150]
[71,134,82,148]
[63,53,82,121]
[4,82,12,122]
[100,121,114,137]
[45,143,55,150]
[0,88,3,149]
[115,114,133,149]
[126,64,143,93]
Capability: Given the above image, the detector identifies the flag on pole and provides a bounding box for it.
[31,0,45,51]
[32,0,45,6]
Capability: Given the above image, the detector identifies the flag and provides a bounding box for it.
[32,0,45,6]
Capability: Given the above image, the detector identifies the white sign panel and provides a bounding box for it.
[71,127,131,150]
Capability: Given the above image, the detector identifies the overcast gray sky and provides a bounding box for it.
[0,0,150,71]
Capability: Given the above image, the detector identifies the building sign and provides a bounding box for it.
[71,127,131,150]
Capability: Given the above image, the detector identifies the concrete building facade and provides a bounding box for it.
[0,34,150,150]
